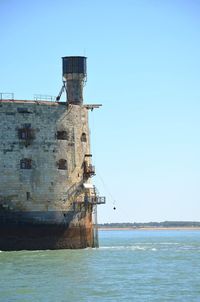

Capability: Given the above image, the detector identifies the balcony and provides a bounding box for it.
[87,196,106,205]
[84,162,95,178]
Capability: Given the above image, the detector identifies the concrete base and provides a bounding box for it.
[0,209,95,250]
[0,224,94,251]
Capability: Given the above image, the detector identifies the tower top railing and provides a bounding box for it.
[0,92,14,100]
[34,94,56,101]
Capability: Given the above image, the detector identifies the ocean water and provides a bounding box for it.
[1,230,200,302]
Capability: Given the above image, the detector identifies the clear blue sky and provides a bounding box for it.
[1,0,200,223]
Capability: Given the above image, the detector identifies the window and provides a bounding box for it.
[56,130,69,140]
[81,132,87,142]
[57,159,67,170]
[17,108,31,114]
[20,158,32,169]
[18,125,35,140]
[19,129,28,139]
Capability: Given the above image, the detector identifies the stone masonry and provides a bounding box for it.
[0,100,91,217]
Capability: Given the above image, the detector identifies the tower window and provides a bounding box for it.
[56,131,69,140]
[57,159,68,170]
[18,125,35,140]
[17,108,31,114]
[20,158,32,169]
[81,132,87,142]
[26,192,31,200]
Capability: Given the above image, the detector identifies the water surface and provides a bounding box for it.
[1,230,200,301]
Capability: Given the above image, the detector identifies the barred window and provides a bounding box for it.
[18,125,34,140]
[20,158,32,169]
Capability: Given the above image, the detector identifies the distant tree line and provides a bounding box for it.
[98,221,200,228]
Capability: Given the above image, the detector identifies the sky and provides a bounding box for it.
[0,0,200,223]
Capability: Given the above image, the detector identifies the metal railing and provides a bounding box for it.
[72,195,106,205]
[0,92,14,100]
[87,196,106,205]
[34,94,56,101]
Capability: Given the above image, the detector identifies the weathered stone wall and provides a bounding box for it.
[0,100,90,217]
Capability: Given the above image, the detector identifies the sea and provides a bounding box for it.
[0,229,200,302]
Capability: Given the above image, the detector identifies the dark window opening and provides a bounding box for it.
[18,125,35,141]
[81,132,87,142]
[57,159,68,170]
[26,192,31,200]
[20,158,32,169]
[17,108,31,114]
[56,130,69,140]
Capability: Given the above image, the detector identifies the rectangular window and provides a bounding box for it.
[20,159,32,169]
[26,192,31,200]
[56,131,69,140]
[17,108,31,114]
[18,127,34,140]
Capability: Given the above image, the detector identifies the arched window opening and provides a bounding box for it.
[81,132,87,142]
[20,158,32,169]
[57,159,68,170]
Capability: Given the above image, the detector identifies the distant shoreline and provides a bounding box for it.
[98,227,200,231]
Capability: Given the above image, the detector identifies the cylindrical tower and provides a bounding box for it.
[62,56,87,105]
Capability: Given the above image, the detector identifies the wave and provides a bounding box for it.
[99,245,157,251]
[98,243,200,251]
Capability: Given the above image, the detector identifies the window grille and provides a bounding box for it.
[20,158,32,169]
